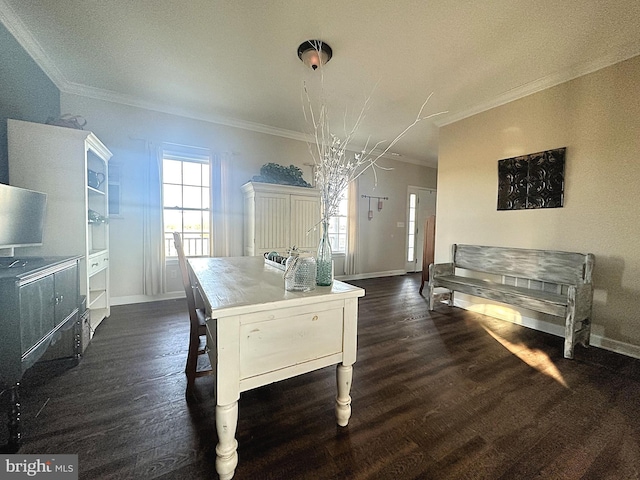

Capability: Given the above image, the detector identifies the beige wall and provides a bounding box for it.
[355,162,438,274]
[61,93,437,301]
[437,55,640,355]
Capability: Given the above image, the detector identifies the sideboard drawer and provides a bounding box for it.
[239,306,344,379]
[88,250,108,276]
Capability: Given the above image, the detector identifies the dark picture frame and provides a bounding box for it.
[497,147,566,210]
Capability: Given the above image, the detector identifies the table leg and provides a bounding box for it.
[215,402,238,480]
[335,364,353,427]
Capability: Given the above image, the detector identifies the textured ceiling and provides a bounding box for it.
[2,0,640,167]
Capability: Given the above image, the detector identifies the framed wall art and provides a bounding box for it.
[497,147,566,210]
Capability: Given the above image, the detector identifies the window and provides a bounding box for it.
[162,149,211,257]
[407,193,417,262]
[328,192,348,254]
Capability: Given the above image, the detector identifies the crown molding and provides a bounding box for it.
[62,80,315,143]
[0,0,68,89]
[434,43,640,128]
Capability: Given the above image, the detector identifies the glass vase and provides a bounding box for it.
[316,221,333,286]
[284,251,316,292]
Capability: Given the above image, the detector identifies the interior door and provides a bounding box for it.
[406,187,437,272]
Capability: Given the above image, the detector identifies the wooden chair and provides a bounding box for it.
[173,232,213,392]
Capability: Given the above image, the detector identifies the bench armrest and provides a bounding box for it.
[430,262,454,279]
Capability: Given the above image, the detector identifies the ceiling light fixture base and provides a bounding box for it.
[297,40,332,70]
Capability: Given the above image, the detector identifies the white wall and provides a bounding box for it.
[61,93,437,301]
[437,55,640,356]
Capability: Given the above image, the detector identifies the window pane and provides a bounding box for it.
[202,187,210,210]
[202,232,210,256]
[164,209,182,232]
[182,234,202,256]
[338,196,348,215]
[339,217,348,234]
[183,162,202,186]
[203,212,210,233]
[328,216,339,234]
[409,193,416,208]
[202,164,210,187]
[184,210,203,233]
[329,233,339,250]
[164,184,182,207]
[163,160,182,184]
[338,235,347,252]
[183,186,202,209]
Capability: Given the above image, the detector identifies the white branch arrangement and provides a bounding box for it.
[302,41,447,222]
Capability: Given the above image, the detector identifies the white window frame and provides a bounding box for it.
[328,192,348,254]
[407,192,417,262]
[161,145,212,258]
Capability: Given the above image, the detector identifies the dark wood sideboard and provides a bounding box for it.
[0,256,81,452]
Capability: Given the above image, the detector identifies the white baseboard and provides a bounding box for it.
[337,269,407,281]
[111,291,184,306]
[454,297,640,361]
[590,335,640,360]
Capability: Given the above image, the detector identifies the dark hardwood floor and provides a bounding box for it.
[4,273,640,479]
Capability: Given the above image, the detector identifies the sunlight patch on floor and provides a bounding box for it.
[481,324,568,388]
[465,302,568,388]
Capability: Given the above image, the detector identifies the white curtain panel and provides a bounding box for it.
[345,178,359,276]
[143,142,165,295]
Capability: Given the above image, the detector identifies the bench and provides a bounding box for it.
[427,244,595,359]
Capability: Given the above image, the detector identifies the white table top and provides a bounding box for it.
[188,256,364,318]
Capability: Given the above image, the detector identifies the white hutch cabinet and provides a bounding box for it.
[242,181,321,257]
[8,119,112,337]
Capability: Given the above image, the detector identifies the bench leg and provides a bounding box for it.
[564,332,575,359]
[564,288,577,359]
[580,318,592,347]
[427,282,435,311]
[428,287,453,311]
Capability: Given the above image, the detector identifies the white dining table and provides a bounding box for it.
[188,256,365,480]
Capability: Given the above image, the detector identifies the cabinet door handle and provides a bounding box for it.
[91,262,99,267]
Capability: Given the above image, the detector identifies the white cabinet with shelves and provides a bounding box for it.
[242,181,321,257]
[8,119,113,337]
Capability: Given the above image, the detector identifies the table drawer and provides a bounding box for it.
[239,307,344,379]
[88,251,109,276]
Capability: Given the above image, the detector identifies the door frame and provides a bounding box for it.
[405,186,437,273]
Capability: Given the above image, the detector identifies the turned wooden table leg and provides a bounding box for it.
[215,402,238,480]
[335,364,353,427]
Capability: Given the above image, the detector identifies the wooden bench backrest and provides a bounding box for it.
[453,244,594,285]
